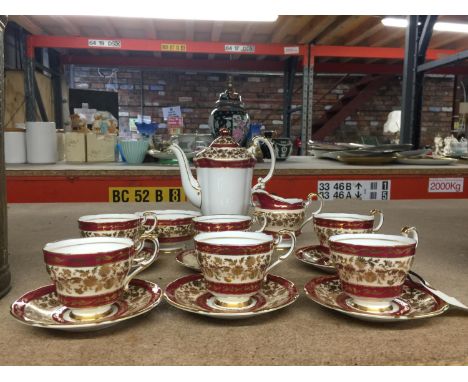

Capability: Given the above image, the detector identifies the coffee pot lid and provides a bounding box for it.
[193,128,256,168]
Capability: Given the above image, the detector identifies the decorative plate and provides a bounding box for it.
[337,155,397,165]
[295,245,335,273]
[304,275,449,322]
[10,279,163,332]
[175,249,200,271]
[164,274,298,319]
[396,157,458,165]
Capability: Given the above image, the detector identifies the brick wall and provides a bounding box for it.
[69,66,456,147]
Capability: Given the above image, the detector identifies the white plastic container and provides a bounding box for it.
[26,122,58,164]
[5,125,27,164]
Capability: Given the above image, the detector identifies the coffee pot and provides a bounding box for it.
[170,129,276,215]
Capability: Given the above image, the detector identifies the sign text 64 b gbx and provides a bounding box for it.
[109,187,186,203]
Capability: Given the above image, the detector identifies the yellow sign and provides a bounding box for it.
[109,187,186,203]
[160,43,187,52]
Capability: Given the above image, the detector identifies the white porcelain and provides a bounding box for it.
[43,237,157,320]
[26,122,58,164]
[193,214,266,234]
[329,228,418,311]
[5,130,27,163]
[252,189,323,236]
[313,210,384,251]
[11,279,163,331]
[169,129,276,216]
[194,230,296,308]
[135,209,201,251]
[164,274,299,319]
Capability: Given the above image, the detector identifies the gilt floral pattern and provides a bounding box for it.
[306,276,447,319]
[331,253,414,286]
[81,227,143,242]
[315,226,373,247]
[12,281,162,327]
[255,210,305,232]
[197,252,270,283]
[145,223,194,239]
[46,260,130,296]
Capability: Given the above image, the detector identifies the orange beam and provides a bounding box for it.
[27,35,305,58]
[311,45,458,60]
[6,174,468,203]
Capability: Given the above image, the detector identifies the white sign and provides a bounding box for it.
[284,46,300,54]
[88,39,122,48]
[318,180,391,200]
[428,178,464,193]
[162,106,182,121]
[224,44,256,53]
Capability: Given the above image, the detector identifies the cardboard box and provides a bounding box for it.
[459,102,468,115]
[87,133,117,162]
[64,132,86,162]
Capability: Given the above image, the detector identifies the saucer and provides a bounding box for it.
[10,279,163,332]
[295,245,335,273]
[304,275,449,322]
[175,249,200,271]
[164,274,298,319]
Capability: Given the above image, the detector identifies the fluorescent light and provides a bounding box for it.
[382,17,468,33]
[434,22,468,33]
[381,17,409,28]
[86,12,278,22]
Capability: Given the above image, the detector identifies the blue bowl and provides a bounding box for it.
[135,122,158,136]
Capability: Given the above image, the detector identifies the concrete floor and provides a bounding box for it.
[0,200,467,365]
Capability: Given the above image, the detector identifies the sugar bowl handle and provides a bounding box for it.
[123,236,159,291]
[370,209,384,232]
[251,136,276,191]
[401,226,419,247]
[300,192,324,230]
[266,230,296,275]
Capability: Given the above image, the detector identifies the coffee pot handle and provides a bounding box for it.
[370,209,384,231]
[401,226,419,247]
[251,136,276,191]
[123,236,159,290]
[300,192,324,231]
[266,230,296,275]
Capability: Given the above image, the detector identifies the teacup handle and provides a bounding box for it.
[123,235,159,291]
[401,226,419,248]
[299,192,324,231]
[370,209,384,232]
[252,213,268,233]
[140,211,158,235]
[265,230,297,275]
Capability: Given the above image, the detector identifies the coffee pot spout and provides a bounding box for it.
[169,143,202,208]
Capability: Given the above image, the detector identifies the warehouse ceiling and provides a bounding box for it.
[9,15,468,63]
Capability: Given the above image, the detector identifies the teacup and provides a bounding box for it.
[78,212,159,261]
[192,214,267,234]
[252,189,323,238]
[136,209,201,251]
[329,227,418,311]
[313,210,384,256]
[195,230,296,309]
[43,237,157,320]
